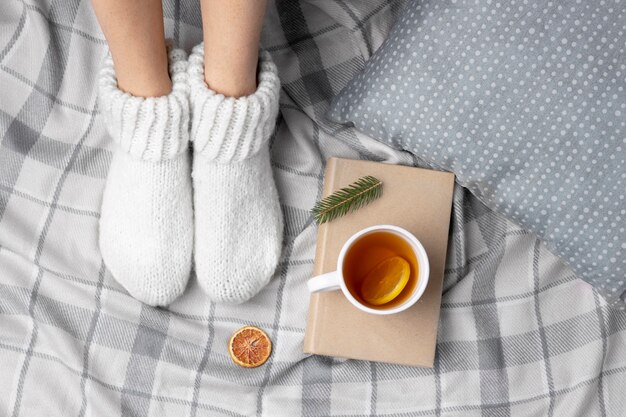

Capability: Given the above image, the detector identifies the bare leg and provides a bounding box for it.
[92,0,172,97]
[191,0,282,304]
[200,0,268,97]
[93,0,193,306]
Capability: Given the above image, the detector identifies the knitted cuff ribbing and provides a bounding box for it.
[98,47,190,161]
[187,43,281,163]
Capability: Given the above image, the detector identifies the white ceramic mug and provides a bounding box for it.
[307,224,430,315]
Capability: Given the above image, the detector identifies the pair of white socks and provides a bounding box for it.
[98,45,283,306]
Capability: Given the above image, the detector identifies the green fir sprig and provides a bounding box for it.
[311,175,383,225]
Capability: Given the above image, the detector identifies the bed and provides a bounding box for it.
[0,0,624,416]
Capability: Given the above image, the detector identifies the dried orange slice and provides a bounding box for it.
[228,326,272,368]
[360,256,411,305]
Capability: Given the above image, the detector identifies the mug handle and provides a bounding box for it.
[307,271,341,293]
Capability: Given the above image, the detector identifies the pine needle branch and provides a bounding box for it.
[311,175,383,224]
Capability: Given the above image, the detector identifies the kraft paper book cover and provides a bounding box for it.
[303,157,455,367]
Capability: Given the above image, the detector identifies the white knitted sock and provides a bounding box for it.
[188,43,283,304]
[98,47,193,306]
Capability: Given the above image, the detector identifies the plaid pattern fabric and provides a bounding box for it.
[0,1,624,416]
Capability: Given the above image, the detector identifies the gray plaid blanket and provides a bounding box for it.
[1,1,625,416]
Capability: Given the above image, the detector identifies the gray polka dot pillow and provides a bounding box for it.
[328,0,626,307]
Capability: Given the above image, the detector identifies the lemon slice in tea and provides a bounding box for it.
[360,256,411,305]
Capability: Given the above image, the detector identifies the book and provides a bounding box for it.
[303,157,455,367]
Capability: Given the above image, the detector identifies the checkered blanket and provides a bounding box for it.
[1,1,624,416]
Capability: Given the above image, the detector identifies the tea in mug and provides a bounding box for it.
[342,230,419,309]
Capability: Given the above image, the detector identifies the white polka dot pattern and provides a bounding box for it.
[329,0,626,308]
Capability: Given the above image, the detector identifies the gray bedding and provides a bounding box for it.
[0,1,624,416]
